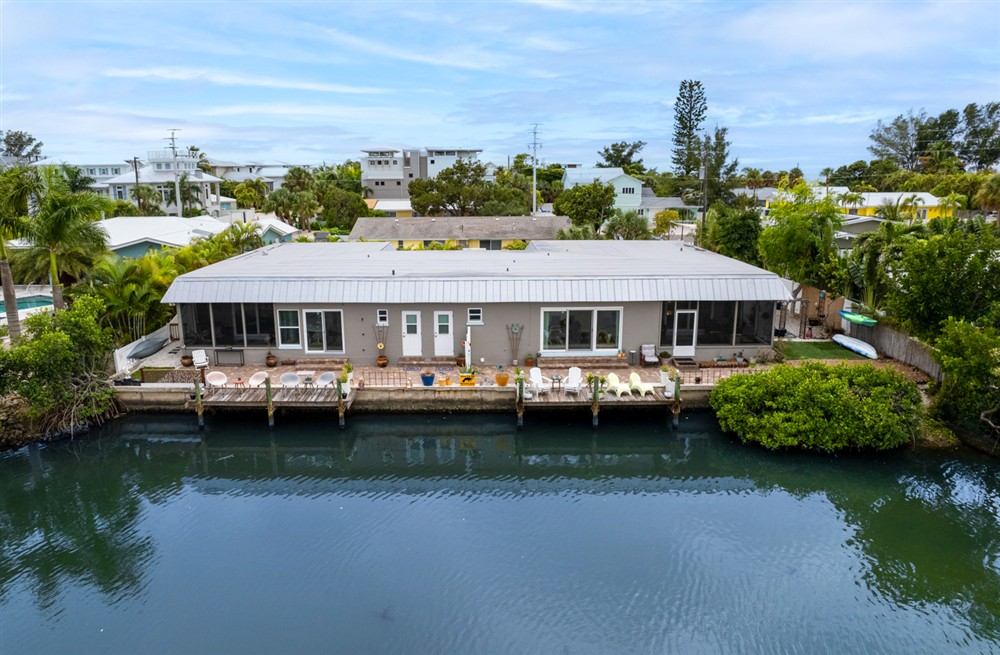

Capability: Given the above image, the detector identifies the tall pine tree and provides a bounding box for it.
[671,80,707,176]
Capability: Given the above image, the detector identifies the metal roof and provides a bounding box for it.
[163,241,791,305]
[562,167,635,187]
[349,215,570,241]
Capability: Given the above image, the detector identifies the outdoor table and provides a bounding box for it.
[551,374,562,394]
[232,377,247,389]
[297,370,316,388]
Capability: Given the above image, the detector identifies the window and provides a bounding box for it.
[278,310,301,346]
[467,308,483,324]
[164,163,171,170]
[392,160,397,165]
[115,185,125,200]
[304,310,344,353]
[99,167,108,175]
[156,163,163,170]
[369,160,375,165]
[430,159,435,164]
[181,304,213,347]
[87,168,96,175]
[660,301,699,347]
[542,308,620,352]
[621,187,635,194]
[697,301,737,346]
[736,301,773,345]
[112,167,120,174]
[212,303,245,347]
[408,173,413,178]
[376,309,389,325]
[244,303,275,346]
[396,181,401,186]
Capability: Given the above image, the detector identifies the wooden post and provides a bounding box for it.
[515,376,525,429]
[671,377,682,428]
[265,377,275,429]
[194,378,204,430]
[591,376,600,429]
[337,379,346,429]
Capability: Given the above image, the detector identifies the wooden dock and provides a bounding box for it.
[201,386,357,409]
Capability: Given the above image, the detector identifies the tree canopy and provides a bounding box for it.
[671,80,707,177]
[552,180,615,231]
[1,130,43,162]
[597,141,647,175]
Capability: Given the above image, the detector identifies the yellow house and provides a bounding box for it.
[843,192,946,220]
[348,215,571,250]
[367,198,414,218]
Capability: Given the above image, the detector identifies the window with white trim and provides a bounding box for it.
[376,309,389,325]
[467,308,483,325]
[278,310,301,346]
[304,310,344,353]
[541,307,621,352]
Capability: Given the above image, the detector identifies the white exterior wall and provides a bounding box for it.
[612,174,643,212]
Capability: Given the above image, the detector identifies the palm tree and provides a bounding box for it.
[166,173,202,216]
[837,192,864,214]
[221,222,264,252]
[820,167,834,197]
[0,165,44,339]
[20,191,111,309]
[900,193,923,223]
[849,220,926,309]
[130,185,163,214]
[60,164,97,193]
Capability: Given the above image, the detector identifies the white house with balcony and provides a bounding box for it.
[102,150,225,216]
[361,147,484,200]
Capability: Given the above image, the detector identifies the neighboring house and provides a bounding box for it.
[369,198,415,218]
[360,147,483,200]
[207,159,304,192]
[162,240,790,365]
[846,192,944,219]
[97,216,231,258]
[215,210,301,244]
[348,215,571,250]
[30,157,138,196]
[102,150,225,216]
[637,188,699,220]
[562,167,643,213]
[834,216,886,253]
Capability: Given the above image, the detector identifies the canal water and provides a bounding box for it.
[2,411,999,654]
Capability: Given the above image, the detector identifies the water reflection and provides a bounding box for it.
[1,411,998,649]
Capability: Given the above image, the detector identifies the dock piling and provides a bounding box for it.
[194,379,204,430]
[590,377,600,429]
[265,377,275,429]
[337,380,346,429]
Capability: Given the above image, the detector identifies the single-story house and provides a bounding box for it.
[835,216,886,253]
[161,240,791,365]
[348,215,571,250]
[98,215,232,258]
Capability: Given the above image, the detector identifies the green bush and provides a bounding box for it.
[710,362,923,452]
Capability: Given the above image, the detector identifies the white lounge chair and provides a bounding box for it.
[279,372,300,388]
[205,371,228,388]
[529,367,552,395]
[605,373,632,397]
[640,344,659,367]
[247,371,269,388]
[629,372,654,397]
[192,349,209,370]
[563,366,583,394]
[314,372,336,389]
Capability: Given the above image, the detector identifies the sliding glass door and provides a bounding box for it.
[542,308,621,353]
[303,310,344,353]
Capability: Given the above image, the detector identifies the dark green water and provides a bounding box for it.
[2,411,999,654]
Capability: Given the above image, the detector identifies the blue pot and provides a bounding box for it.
[420,373,435,386]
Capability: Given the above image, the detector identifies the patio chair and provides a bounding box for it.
[605,373,632,397]
[529,367,552,395]
[640,344,659,367]
[247,371,269,388]
[314,372,337,389]
[629,372,654,397]
[192,349,209,370]
[205,371,228,388]
[563,366,583,394]
[279,372,300,388]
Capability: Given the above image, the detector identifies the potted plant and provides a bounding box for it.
[420,370,435,386]
[524,353,535,367]
[495,364,509,387]
[265,351,278,368]
[341,360,354,390]
[459,364,477,386]
[660,364,676,388]
[180,353,194,367]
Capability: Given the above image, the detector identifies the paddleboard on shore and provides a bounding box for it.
[838,310,877,327]
[832,334,878,359]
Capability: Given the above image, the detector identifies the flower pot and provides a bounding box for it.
[180,355,193,367]
[495,373,509,387]
[265,354,277,368]
[661,372,673,387]
[456,356,466,367]
[459,373,476,387]
[524,357,535,367]
[420,373,435,387]
[376,355,388,368]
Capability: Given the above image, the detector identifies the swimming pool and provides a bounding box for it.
[0,295,54,313]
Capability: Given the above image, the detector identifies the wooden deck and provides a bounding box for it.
[202,387,356,409]
[525,388,676,407]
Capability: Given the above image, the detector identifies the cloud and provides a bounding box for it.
[321,27,517,72]
[102,67,388,95]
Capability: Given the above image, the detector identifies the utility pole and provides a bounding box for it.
[529,124,541,215]
[129,156,142,211]
[166,129,181,216]
[699,146,709,239]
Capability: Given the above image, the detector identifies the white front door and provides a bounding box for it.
[673,310,697,358]
[433,311,453,357]
[402,311,422,357]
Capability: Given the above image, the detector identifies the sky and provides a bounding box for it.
[1,0,998,178]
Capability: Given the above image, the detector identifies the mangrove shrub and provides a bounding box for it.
[710,362,923,452]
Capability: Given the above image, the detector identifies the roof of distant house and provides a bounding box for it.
[103,168,223,185]
[349,215,571,241]
[98,215,230,250]
[563,167,636,187]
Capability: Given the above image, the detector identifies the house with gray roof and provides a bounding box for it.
[562,167,642,213]
[162,241,790,366]
[348,215,571,249]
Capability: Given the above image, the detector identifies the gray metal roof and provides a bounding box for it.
[162,241,791,305]
[349,216,571,241]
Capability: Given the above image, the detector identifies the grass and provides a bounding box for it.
[779,340,867,360]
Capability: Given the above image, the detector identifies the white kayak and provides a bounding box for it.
[832,334,878,359]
